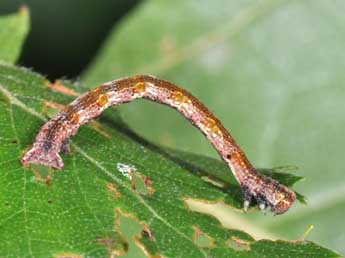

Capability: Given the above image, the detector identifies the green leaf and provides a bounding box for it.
[0,64,339,257]
[0,6,30,64]
[82,0,345,255]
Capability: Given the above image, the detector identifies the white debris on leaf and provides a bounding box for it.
[116,163,136,180]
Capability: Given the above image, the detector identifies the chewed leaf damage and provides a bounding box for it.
[226,237,251,251]
[114,209,161,258]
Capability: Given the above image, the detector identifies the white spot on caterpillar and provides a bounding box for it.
[116,163,136,180]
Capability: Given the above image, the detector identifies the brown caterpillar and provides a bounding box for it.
[21,75,296,214]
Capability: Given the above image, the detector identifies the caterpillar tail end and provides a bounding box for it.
[21,146,64,170]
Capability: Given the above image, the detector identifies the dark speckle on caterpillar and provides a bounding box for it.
[21,75,296,214]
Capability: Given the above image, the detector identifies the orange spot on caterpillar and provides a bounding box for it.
[171,90,190,104]
[44,101,111,139]
[62,105,72,113]
[69,112,80,125]
[96,94,109,107]
[91,87,102,94]
[134,82,146,94]
[231,152,249,169]
[204,118,221,134]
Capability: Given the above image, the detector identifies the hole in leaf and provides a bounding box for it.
[115,209,160,258]
[131,173,155,196]
[201,175,226,188]
[226,237,251,251]
[28,163,54,185]
[193,226,215,248]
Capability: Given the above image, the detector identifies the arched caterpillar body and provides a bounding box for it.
[21,75,296,214]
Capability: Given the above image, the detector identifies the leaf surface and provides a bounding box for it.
[0,64,339,257]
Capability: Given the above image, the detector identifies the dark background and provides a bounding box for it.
[0,0,139,80]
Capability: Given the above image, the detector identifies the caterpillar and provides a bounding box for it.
[21,75,296,214]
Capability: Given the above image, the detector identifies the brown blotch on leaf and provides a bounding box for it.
[193,226,215,249]
[11,139,18,144]
[141,226,155,240]
[107,183,121,199]
[96,237,116,247]
[226,237,251,251]
[47,80,79,97]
